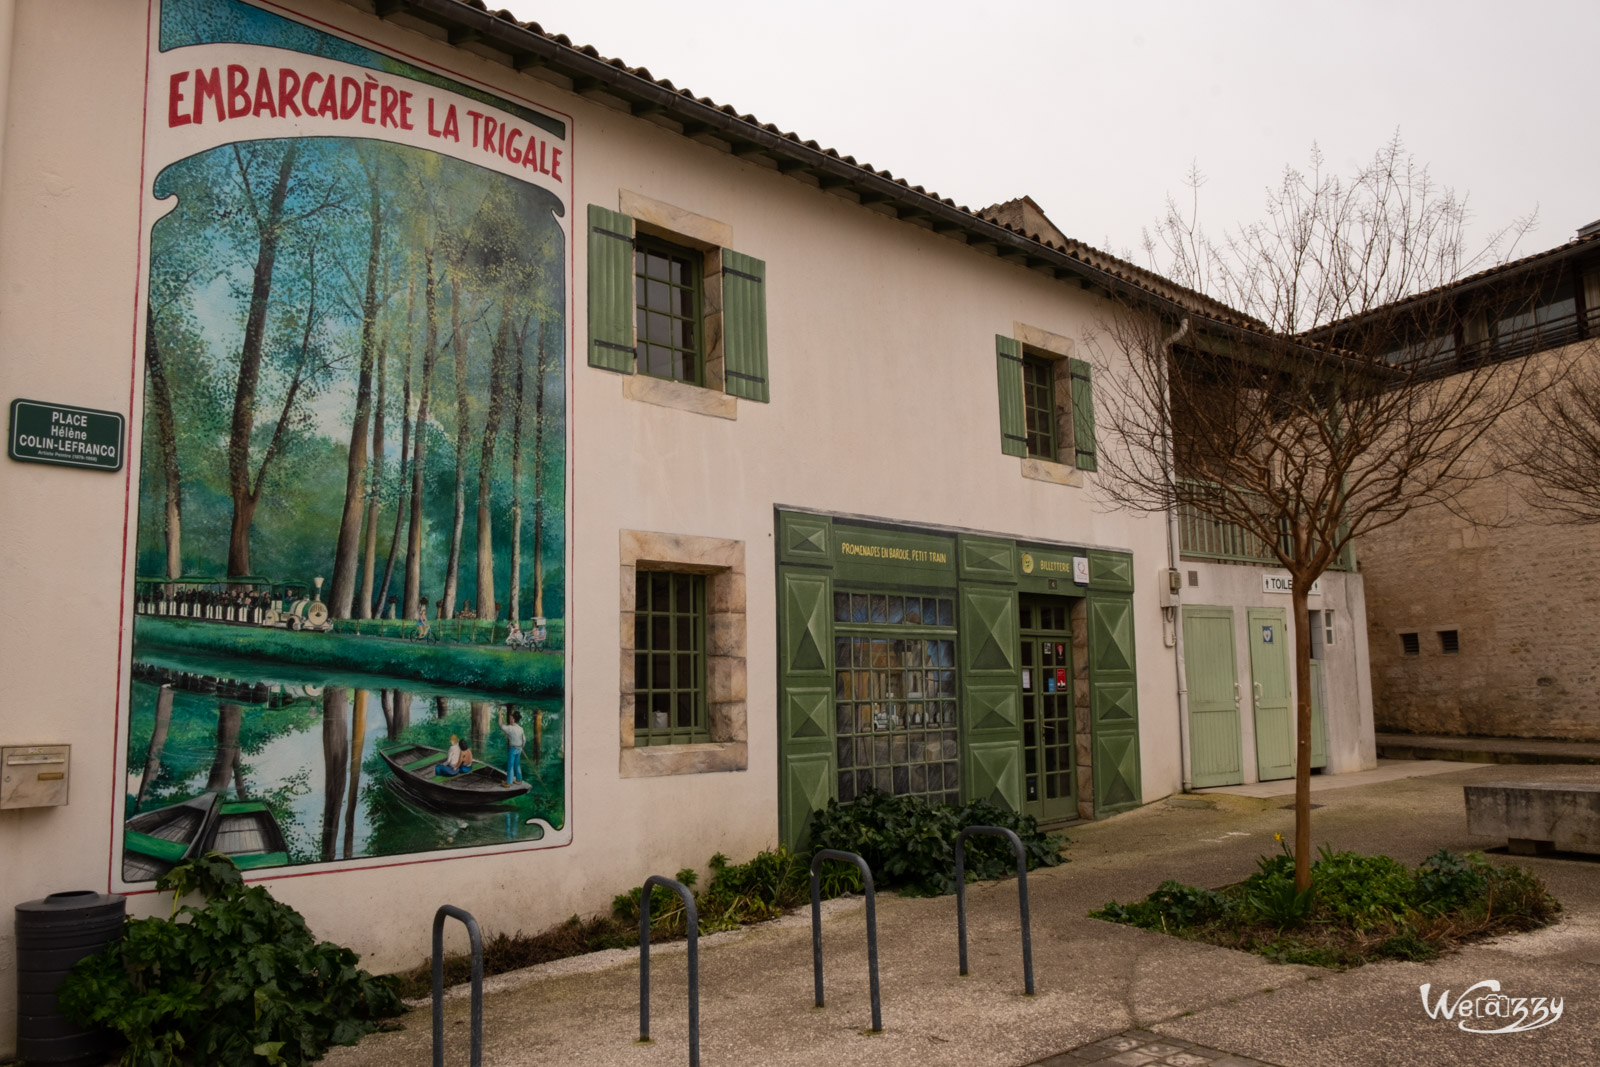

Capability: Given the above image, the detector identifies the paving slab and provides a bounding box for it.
[324,762,1600,1067]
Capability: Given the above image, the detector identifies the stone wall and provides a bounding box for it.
[1360,344,1600,740]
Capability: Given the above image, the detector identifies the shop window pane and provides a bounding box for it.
[834,592,851,622]
[838,772,856,803]
[910,763,926,793]
[836,702,852,734]
[887,596,904,624]
[852,594,869,623]
[904,599,921,624]
[857,769,873,795]
[939,599,954,626]
[889,639,905,668]
[870,639,888,669]
[893,765,910,795]
[834,638,851,669]
[870,595,888,623]
[875,768,892,793]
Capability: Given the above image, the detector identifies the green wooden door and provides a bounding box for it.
[1247,607,1293,782]
[959,582,1023,811]
[776,567,835,848]
[1087,591,1142,814]
[1309,658,1328,770]
[1182,606,1242,788]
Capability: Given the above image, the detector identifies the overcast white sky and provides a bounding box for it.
[501,0,1598,269]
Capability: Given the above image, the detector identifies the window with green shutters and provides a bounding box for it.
[997,334,1096,471]
[633,571,707,745]
[587,202,769,402]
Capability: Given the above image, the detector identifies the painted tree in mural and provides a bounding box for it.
[219,140,345,578]
[329,151,391,619]
[1094,138,1557,891]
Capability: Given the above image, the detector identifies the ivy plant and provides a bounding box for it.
[59,852,403,1067]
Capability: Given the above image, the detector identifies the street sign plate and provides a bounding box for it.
[8,398,125,472]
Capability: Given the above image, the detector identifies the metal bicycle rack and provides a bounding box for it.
[432,904,484,1067]
[638,874,701,1066]
[808,849,882,1033]
[954,825,1036,995]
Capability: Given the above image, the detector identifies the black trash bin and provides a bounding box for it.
[15,890,126,1066]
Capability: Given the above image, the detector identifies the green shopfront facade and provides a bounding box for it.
[775,508,1144,847]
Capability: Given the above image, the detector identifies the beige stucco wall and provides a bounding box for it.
[1179,563,1377,780]
[1360,345,1600,741]
[0,1,1192,1053]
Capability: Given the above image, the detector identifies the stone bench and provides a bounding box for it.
[1464,781,1600,856]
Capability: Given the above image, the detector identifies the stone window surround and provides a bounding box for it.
[619,190,737,420]
[619,529,747,777]
[1012,320,1084,488]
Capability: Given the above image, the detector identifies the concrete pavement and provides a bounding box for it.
[325,762,1600,1067]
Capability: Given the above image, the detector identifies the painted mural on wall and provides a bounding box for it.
[120,0,571,883]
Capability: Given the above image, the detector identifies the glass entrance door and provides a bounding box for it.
[1019,595,1076,821]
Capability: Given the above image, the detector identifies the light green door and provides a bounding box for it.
[1247,607,1293,782]
[1309,659,1328,770]
[1182,606,1242,788]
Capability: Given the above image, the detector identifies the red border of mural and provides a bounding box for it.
[109,0,580,895]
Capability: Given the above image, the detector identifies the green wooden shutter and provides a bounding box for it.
[587,204,636,373]
[1069,357,1097,471]
[777,567,834,848]
[995,335,1026,457]
[959,581,1024,811]
[1087,590,1142,814]
[722,250,769,402]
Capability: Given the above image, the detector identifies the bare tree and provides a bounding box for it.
[1092,138,1552,891]
[1502,353,1600,523]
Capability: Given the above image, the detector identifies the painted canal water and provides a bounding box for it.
[123,649,564,881]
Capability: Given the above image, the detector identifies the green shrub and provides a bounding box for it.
[59,853,402,1067]
[1412,848,1491,914]
[1089,845,1561,971]
[806,789,1065,896]
[1088,880,1232,930]
[1309,846,1414,930]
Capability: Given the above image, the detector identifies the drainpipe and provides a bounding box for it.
[1162,317,1193,791]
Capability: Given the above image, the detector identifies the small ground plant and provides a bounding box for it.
[806,788,1066,896]
[60,853,403,1066]
[1090,843,1560,969]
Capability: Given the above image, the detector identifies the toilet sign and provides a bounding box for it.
[1262,570,1321,596]
[8,399,125,472]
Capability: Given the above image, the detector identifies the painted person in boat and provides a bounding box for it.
[434,735,476,777]
[501,708,526,786]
